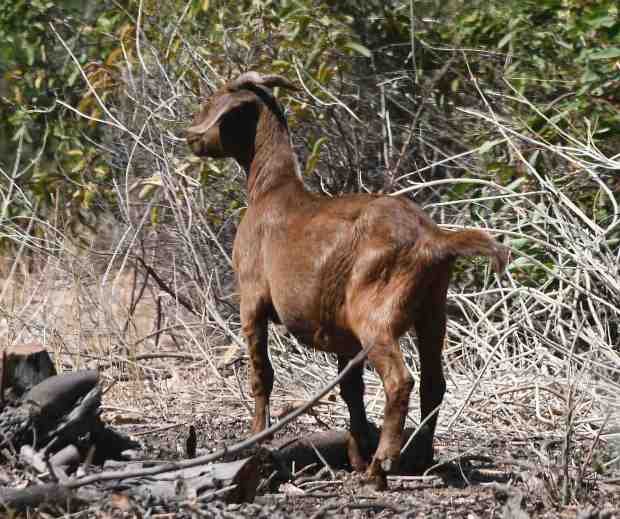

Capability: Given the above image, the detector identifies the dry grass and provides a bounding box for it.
[2,134,618,515]
[0,16,618,517]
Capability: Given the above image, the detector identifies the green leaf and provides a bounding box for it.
[25,44,35,66]
[510,238,528,250]
[139,183,158,200]
[70,159,86,173]
[345,41,371,58]
[150,206,159,225]
[498,32,512,49]
[311,136,327,157]
[589,47,620,60]
[584,13,616,29]
[478,138,504,154]
[509,256,534,269]
[305,137,327,176]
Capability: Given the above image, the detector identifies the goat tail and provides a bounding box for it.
[429,228,510,274]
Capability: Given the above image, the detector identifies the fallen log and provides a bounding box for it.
[270,427,430,476]
[106,456,261,503]
[270,429,352,475]
[24,370,99,426]
[20,444,81,477]
[0,369,138,464]
[60,346,373,490]
[0,370,100,452]
[0,348,372,511]
[50,444,81,473]
[3,455,261,511]
[0,482,97,512]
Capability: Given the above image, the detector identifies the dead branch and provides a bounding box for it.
[0,483,97,512]
[133,256,197,315]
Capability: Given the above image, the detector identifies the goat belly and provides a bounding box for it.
[285,323,360,356]
[312,326,360,355]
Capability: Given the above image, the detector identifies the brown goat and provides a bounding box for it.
[187,72,509,489]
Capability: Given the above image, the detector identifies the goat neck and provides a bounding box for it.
[245,102,304,204]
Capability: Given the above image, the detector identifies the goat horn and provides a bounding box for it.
[229,72,297,92]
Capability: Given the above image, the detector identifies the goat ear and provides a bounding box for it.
[186,93,252,135]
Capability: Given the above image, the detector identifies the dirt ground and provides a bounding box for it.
[2,272,618,518]
[89,367,619,519]
[87,413,617,519]
[3,399,619,518]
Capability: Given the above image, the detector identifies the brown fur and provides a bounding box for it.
[187,72,510,489]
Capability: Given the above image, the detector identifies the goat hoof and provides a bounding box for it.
[363,471,388,491]
[347,436,370,472]
[381,457,395,473]
[365,462,389,491]
[349,455,368,473]
[374,473,388,491]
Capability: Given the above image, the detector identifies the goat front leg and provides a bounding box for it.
[366,341,414,489]
[337,355,378,472]
[241,306,272,435]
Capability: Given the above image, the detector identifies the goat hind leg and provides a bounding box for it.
[366,342,414,489]
[337,355,377,472]
[412,311,446,470]
[242,308,272,435]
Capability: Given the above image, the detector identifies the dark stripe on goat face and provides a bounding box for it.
[218,102,260,166]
